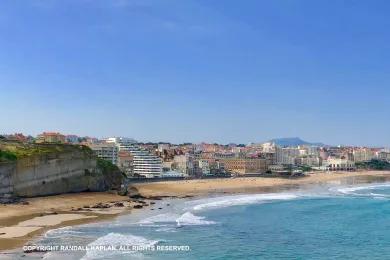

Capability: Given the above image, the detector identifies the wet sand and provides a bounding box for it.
[0,192,141,251]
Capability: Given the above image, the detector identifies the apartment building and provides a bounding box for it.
[222,157,268,175]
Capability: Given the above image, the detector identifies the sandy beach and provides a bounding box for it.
[133,171,390,197]
[1,171,390,252]
[0,192,142,251]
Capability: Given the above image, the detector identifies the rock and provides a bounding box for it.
[117,188,128,196]
[129,194,147,199]
[150,202,156,205]
[83,205,90,208]
[133,205,143,209]
[158,207,163,210]
[114,202,124,207]
[21,201,30,205]
[147,196,162,200]
[91,203,110,209]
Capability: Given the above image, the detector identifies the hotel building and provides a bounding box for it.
[108,137,162,178]
[222,157,268,175]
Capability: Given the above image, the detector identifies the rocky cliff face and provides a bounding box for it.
[0,142,124,200]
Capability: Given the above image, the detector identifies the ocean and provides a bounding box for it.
[26,181,390,259]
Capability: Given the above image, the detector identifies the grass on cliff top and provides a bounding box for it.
[0,150,17,162]
[0,140,93,161]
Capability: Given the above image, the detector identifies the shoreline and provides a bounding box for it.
[0,192,152,251]
[1,170,390,252]
[132,170,390,197]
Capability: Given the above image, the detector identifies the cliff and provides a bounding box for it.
[0,141,124,201]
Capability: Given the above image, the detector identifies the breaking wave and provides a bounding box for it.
[187,193,299,211]
[333,183,390,199]
[139,212,216,227]
[176,212,216,226]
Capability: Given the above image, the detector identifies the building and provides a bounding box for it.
[173,154,195,176]
[117,151,133,177]
[89,143,118,165]
[378,151,390,162]
[353,148,376,162]
[158,143,171,152]
[65,135,79,144]
[35,132,65,144]
[323,158,355,171]
[295,156,322,167]
[198,159,211,176]
[276,147,300,165]
[222,157,268,175]
[110,138,162,178]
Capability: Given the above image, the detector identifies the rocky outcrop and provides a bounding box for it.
[0,144,124,200]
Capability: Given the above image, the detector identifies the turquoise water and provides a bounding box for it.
[34,182,390,259]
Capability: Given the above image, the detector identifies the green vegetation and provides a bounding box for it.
[356,159,390,170]
[0,150,17,162]
[96,158,126,190]
[0,140,93,160]
[97,158,121,173]
[300,165,313,172]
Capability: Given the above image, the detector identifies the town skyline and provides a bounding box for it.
[1,132,389,149]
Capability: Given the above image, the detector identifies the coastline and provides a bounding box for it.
[0,192,147,251]
[133,170,390,197]
[1,170,390,253]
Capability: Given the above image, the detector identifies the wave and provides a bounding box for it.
[336,183,390,196]
[176,212,216,226]
[82,233,159,259]
[44,226,84,239]
[139,213,180,225]
[188,193,299,211]
[139,212,215,227]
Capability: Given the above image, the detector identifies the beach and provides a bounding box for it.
[133,171,390,197]
[0,192,143,251]
[1,170,390,253]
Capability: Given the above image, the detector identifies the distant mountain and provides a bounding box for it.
[269,137,326,147]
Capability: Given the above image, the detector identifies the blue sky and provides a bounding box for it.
[0,0,389,146]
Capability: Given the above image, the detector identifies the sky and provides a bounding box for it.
[0,0,389,146]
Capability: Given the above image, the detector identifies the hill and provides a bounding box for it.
[269,137,325,147]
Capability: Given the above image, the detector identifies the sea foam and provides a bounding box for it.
[176,212,216,226]
[139,213,180,225]
[188,193,299,211]
[336,183,390,196]
[139,212,215,227]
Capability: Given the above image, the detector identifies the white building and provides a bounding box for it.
[276,147,300,165]
[262,142,276,153]
[323,158,355,171]
[108,137,162,178]
[158,143,170,152]
[198,159,211,175]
